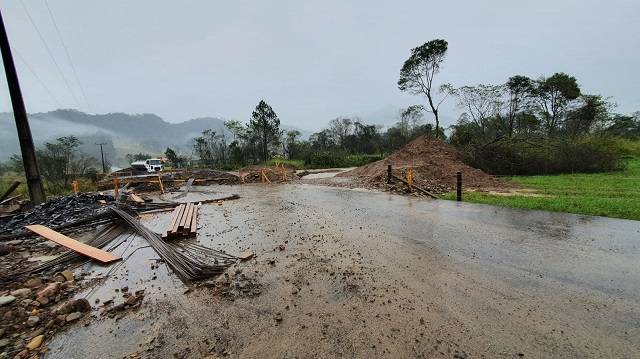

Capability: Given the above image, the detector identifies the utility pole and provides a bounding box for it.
[95,142,107,173]
[0,9,46,205]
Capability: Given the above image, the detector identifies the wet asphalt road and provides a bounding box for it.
[46,183,640,358]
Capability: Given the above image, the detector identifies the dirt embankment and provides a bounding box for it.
[337,134,516,194]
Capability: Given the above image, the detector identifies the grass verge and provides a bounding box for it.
[441,159,640,221]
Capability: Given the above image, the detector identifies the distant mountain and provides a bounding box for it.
[0,110,315,162]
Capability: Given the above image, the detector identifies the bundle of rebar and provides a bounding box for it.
[1,223,130,281]
[107,206,237,280]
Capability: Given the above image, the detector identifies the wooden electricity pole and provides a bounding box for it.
[0,9,46,205]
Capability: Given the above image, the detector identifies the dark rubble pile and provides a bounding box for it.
[167,169,239,185]
[0,193,115,237]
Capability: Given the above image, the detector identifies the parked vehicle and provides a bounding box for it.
[131,158,164,172]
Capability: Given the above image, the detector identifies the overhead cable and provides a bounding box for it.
[18,0,83,111]
[12,46,63,109]
[44,0,92,112]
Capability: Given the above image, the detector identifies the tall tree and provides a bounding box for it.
[329,117,353,149]
[451,84,503,140]
[535,72,581,136]
[249,100,281,162]
[398,39,449,137]
[505,75,535,136]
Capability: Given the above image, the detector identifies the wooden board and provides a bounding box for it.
[170,203,185,236]
[189,206,198,237]
[183,203,196,235]
[166,205,183,237]
[238,252,254,260]
[129,194,145,203]
[24,225,121,263]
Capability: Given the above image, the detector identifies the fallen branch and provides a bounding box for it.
[0,181,20,203]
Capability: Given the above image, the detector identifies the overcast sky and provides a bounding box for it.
[0,0,638,132]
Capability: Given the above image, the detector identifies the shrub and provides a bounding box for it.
[462,136,624,175]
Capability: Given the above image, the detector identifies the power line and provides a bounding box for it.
[18,0,83,111]
[44,0,92,112]
[12,46,63,109]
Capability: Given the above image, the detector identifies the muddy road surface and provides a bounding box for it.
[46,184,640,358]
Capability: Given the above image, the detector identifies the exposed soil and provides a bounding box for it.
[336,134,518,195]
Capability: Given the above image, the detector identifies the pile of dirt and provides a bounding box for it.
[337,134,515,194]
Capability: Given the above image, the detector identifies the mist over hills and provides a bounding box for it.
[0,110,313,164]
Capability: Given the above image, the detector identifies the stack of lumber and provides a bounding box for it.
[165,202,198,239]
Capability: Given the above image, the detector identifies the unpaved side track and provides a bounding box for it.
[46,184,640,358]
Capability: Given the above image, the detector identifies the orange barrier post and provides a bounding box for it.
[73,180,79,193]
[113,175,119,198]
[407,169,413,192]
[158,172,165,194]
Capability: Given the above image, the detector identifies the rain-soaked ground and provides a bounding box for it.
[45,182,640,358]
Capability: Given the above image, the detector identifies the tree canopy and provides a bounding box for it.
[398,39,449,137]
[249,100,281,163]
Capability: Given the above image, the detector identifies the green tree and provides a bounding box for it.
[36,135,96,193]
[329,117,353,149]
[165,148,178,166]
[505,75,535,136]
[451,84,503,141]
[535,72,581,136]
[249,100,281,162]
[398,39,450,137]
[224,119,250,165]
[8,154,24,175]
[283,130,302,159]
[605,112,640,140]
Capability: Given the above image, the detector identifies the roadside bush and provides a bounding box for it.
[303,152,387,169]
[461,136,624,175]
[266,159,304,169]
[344,154,386,167]
[304,151,346,169]
[584,135,640,159]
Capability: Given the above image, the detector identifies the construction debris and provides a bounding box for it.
[0,193,116,237]
[108,206,237,281]
[24,225,121,264]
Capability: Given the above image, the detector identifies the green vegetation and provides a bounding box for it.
[0,175,29,198]
[441,159,640,220]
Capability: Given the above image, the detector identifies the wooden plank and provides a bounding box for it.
[166,205,182,237]
[97,199,107,204]
[182,203,194,235]
[189,205,198,237]
[178,203,192,233]
[170,204,186,238]
[24,225,121,263]
[129,194,145,203]
[238,253,254,260]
